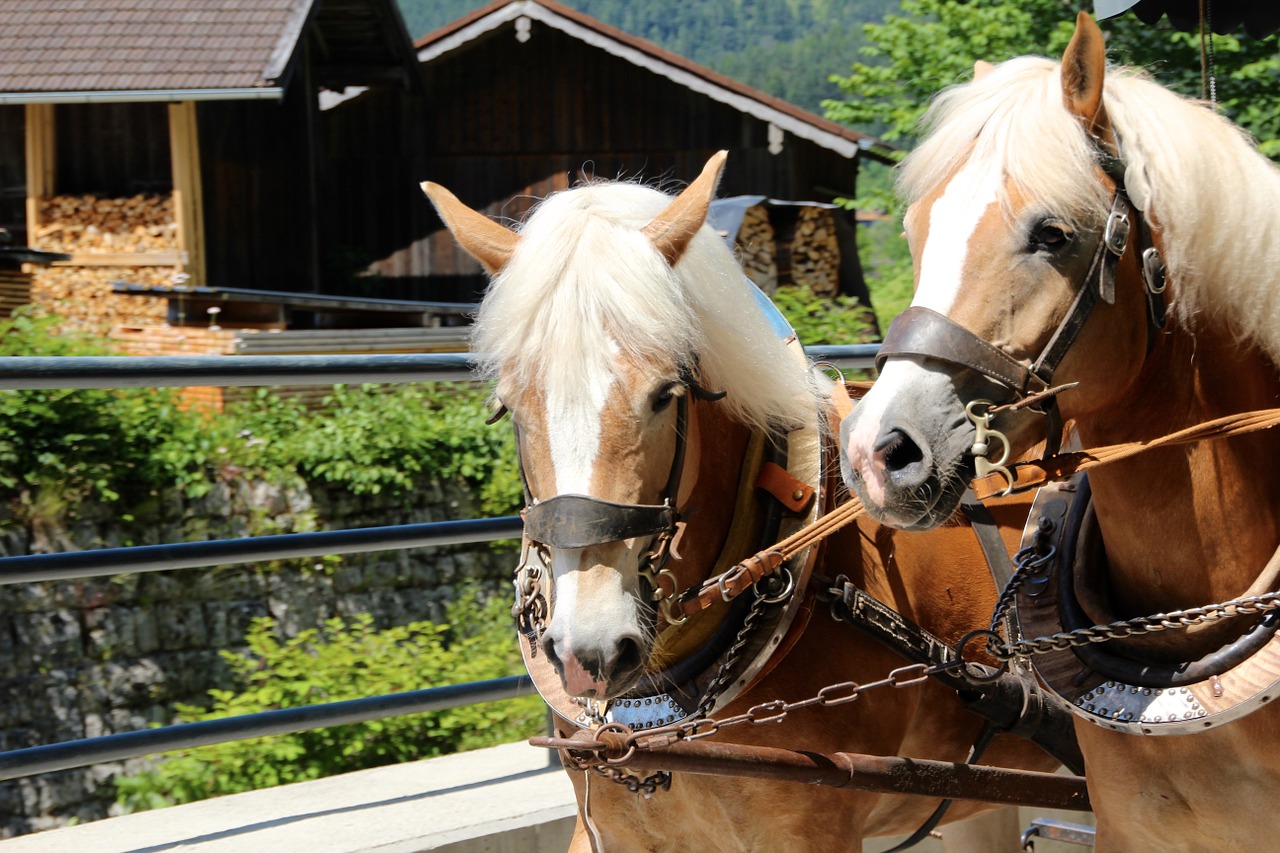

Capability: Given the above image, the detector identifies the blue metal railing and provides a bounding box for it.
[0,345,879,784]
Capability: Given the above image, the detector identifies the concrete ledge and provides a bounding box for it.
[2,742,577,853]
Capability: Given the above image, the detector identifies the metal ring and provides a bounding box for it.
[758,565,795,605]
[954,629,1010,684]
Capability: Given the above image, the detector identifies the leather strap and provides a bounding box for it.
[523,494,675,549]
[829,581,1085,774]
[877,306,1050,399]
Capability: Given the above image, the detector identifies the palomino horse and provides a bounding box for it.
[841,13,1280,853]
[423,155,1067,851]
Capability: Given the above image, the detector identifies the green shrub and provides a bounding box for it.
[770,283,879,346]
[114,591,543,811]
[0,311,522,519]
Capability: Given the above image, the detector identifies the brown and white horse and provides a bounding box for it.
[423,156,1062,851]
[841,13,1280,853]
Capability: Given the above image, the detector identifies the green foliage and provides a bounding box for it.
[825,0,1280,171]
[0,310,200,506]
[0,312,521,522]
[115,591,542,810]
[770,283,878,345]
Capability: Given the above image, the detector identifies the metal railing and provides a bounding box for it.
[0,344,879,784]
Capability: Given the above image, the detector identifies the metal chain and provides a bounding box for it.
[560,660,948,767]
[986,540,1280,663]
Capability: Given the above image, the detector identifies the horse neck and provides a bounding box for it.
[671,398,754,585]
[1076,318,1280,616]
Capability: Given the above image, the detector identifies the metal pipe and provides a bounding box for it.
[0,676,534,782]
[0,88,286,105]
[0,353,479,390]
[0,346,878,391]
[0,516,523,585]
[537,737,1091,812]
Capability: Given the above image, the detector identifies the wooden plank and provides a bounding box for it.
[53,251,185,267]
[24,103,55,239]
[168,102,207,287]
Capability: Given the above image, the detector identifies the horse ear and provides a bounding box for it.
[973,60,995,81]
[420,181,519,275]
[1060,12,1111,139]
[642,150,729,267]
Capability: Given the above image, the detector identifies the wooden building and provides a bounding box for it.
[0,0,891,337]
[402,0,894,302]
[0,0,425,334]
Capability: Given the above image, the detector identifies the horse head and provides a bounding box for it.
[841,13,1161,529]
[425,153,816,701]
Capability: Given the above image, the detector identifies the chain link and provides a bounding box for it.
[985,538,1280,662]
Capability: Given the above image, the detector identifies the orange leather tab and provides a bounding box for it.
[756,461,815,513]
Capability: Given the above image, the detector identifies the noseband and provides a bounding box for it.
[875,135,1168,467]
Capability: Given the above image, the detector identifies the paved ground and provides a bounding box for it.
[2,742,576,853]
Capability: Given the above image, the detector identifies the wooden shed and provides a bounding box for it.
[0,0,426,335]
[398,0,894,304]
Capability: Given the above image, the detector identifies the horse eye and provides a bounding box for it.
[1031,223,1071,252]
[652,382,680,412]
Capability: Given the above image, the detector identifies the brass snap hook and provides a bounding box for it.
[966,399,1013,496]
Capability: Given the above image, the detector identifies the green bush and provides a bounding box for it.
[115,591,544,811]
[0,311,522,520]
[770,283,880,345]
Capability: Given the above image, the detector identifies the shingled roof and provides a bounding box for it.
[0,0,420,102]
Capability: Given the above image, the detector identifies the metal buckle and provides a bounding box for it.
[1103,210,1130,256]
[1142,246,1167,294]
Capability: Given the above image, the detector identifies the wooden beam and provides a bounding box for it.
[168,102,207,287]
[53,252,185,267]
[24,103,56,243]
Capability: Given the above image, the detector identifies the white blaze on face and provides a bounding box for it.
[844,155,1001,511]
[545,339,619,494]
[911,154,1003,315]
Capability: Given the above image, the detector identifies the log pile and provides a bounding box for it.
[33,194,178,254]
[24,193,180,333]
[733,204,778,294]
[0,270,32,317]
[30,267,170,334]
[788,207,841,298]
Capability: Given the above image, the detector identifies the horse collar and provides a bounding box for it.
[1011,470,1280,735]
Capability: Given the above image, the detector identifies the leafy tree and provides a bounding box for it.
[825,0,1280,157]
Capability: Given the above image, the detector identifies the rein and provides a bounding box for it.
[971,406,1280,500]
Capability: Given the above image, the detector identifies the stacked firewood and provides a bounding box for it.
[733,204,778,294]
[20,193,178,333]
[33,194,178,254]
[788,207,841,297]
[30,268,170,334]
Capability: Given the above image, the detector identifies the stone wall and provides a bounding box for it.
[0,475,517,838]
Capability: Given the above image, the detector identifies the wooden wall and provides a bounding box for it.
[389,19,862,302]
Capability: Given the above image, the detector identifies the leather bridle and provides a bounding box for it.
[875,136,1168,458]
[516,364,726,619]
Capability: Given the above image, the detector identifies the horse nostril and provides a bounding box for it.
[875,428,924,474]
[614,636,645,677]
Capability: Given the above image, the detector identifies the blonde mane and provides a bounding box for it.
[471,181,818,434]
[901,55,1280,365]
